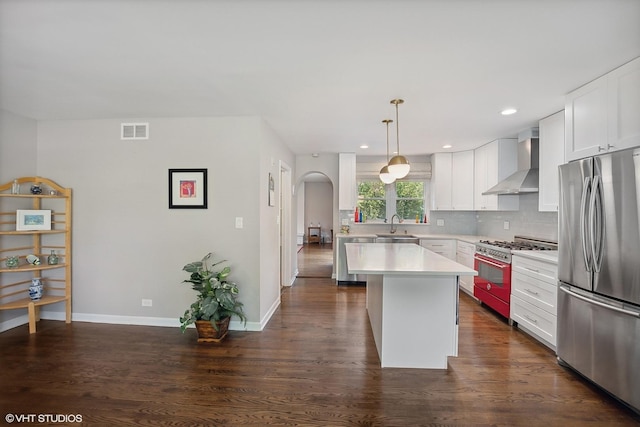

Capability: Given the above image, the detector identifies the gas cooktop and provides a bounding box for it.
[476,236,558,263]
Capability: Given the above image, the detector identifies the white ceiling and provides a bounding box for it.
[1,1,639,156]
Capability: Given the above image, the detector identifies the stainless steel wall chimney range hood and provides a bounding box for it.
[483,128,539,195]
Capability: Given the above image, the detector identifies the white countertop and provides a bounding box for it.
[345,243,479,276]
[335,233,492,244]
[511,250,559,264]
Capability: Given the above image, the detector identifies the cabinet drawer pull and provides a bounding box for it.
[524,267,539,273]
[524,314,538,324]
[524,288,539,296]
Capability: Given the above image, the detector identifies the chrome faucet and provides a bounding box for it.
[390,213,401,234]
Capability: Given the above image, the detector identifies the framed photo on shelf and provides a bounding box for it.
[168,169,208,209]
[16,209,52,231]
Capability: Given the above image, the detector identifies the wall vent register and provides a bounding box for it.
[121,122,149,140]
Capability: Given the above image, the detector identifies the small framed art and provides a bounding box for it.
[16,209,52,231]
[168,169,208,209]
[268,173,275,207]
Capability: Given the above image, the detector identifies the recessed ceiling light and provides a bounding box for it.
[442,144,452,149]
[360,144,369,149]
[501,108,517,116]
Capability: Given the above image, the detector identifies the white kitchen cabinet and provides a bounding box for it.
[451,151,474,210]
[566,57,640,161]
[431,150,474,211]
[473,139,519,211]
[420,239,455,260]
[565,78,608,161]
[455,240,476,295]
[538,111,565,212]
[430,153,452,210]
[510,254,558,349]
[338,152,357,211]
[608,57,640,151]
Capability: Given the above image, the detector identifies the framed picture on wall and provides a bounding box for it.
[168,169,208,209]
[268,173,275,207]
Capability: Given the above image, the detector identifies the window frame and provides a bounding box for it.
[356,178,428,222]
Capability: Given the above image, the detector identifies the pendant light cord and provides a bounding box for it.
[395,102,400,154]
[383,119,393,161]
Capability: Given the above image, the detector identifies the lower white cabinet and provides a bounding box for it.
[510,254,558,349]
[420,239,455,260]
[456,241,476,295]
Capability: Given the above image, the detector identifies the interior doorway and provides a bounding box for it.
[295,172,334,279]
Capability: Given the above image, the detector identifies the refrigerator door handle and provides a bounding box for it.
[580,176,592,272]
[590,175,604,273]
[559,286,640,318]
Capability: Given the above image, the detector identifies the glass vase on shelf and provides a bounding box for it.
[47,250,59,265]
[11,179,20,194]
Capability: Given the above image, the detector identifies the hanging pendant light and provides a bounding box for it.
[388,98,410,179]
[379,119,396,184]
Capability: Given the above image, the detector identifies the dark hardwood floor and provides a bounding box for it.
[296,243,333,278]
[1,278,638,426]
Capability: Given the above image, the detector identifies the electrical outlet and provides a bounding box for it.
[437,219,445,227]
[141,299,152,307]
[503,221,510,230]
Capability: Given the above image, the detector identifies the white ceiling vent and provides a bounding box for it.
[121,123,149,140]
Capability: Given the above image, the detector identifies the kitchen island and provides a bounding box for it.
[345,242,477,369]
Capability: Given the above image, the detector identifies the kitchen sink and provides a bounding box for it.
[375,234,419,244]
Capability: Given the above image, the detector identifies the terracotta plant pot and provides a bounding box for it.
[194,317,230,343]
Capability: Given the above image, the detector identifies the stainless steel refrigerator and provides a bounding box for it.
[558,146,640,413]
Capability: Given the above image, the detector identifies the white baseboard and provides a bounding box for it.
[258,297,280,330]
[1,309,264,333]
[0,314,30,333]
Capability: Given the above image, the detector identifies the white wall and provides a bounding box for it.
[6,115,296,333]
[259,120,296,316]
[0,109,38,329]
[296,181,305,243]
[0,109,37,182]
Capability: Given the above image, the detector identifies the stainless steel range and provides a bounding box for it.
[474,236,557,318]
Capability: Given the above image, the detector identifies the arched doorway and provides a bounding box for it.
[295,172,334,278]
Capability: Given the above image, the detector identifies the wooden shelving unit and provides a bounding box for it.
[0,177,72,334]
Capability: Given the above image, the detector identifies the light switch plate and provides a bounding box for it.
[235,217,243,229]
[503,221,510,230]
[141,299,152,307]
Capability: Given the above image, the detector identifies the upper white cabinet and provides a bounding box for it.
[338,152,357,211]
[538,111,565,212]
[566,57,640,161]
[608,57,640,151]
[431,153,452,210]
[431,150,474,211]
[473,139,519,211]
[451,151,475,210]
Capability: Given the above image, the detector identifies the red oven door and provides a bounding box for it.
[473,254,512,318]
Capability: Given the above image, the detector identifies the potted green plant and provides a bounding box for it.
[179,252,246,342]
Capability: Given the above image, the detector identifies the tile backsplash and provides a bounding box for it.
[475,194,558,241]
